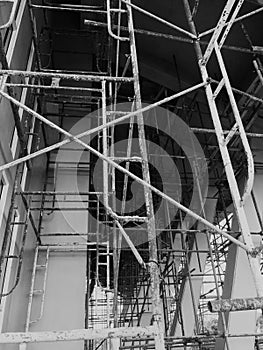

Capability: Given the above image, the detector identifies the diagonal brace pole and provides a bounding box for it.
[0,89,254,253]
[0,82,206,174]
[115,220,146,269]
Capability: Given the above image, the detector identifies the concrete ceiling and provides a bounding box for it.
[132,0,263,92]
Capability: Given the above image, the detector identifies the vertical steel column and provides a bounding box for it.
[102,81,112,350]
[102,81,109,210]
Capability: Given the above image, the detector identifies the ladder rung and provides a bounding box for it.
[107,208,148,222]
[10,221,26,225]
[32,289,44,294]
[115,215,148,222]
[25,132,38,136]
[110,8,127,13]
[107,111,128,116]
[36,264,47,269]
[29,320,38,325]
[109,156,142,162]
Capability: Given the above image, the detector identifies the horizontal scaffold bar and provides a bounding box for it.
[0,326,157,344]
[5,83,102,92]
[0,70,134,82]
[208,297,263,312]
[2,327,263,344]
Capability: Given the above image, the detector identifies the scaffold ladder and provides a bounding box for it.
[25,246,50,331]
[103,1,165,349]
[184,0,263,297]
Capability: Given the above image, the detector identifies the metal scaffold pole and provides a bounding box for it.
[125,1,165,348]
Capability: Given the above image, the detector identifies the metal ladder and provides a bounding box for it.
[104,1,165,349]
[184,0,263,296]
[25,246,50,331]
[0,188,34,298]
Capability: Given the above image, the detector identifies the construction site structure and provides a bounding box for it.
[0,0,263,349]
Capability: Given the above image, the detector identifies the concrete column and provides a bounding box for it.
[215,224,261,349]
[216,133,263,349]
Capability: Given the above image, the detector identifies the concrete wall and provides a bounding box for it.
[27,251,86,350]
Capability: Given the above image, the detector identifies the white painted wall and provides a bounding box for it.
[27,251,86,350]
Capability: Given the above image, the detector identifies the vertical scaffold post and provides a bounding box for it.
[125,1,165,349]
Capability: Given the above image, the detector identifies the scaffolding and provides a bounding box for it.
[0,0,263,349]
